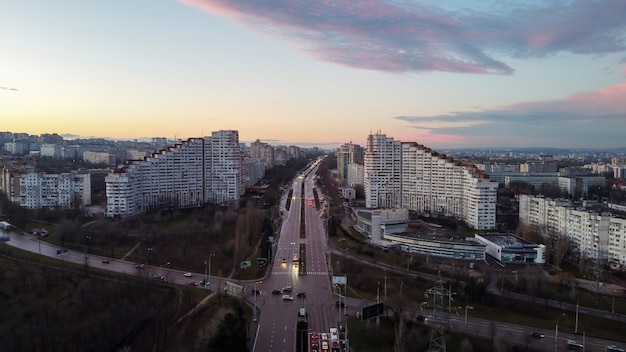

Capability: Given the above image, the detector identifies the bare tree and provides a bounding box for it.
[386,294,406,352]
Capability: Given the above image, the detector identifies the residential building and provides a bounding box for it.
[337,143,364,180]
[518,194,626,270]
[364,132,498,230]
[364,133,402,209]
[105,130,243,218]
[346,163,364,187]
[17,171,91,209]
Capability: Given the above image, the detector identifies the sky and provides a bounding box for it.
[1,0,626,150]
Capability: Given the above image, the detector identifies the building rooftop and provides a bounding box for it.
[476,233,536,248]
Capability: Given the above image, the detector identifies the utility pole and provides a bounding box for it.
[208,253,215,289]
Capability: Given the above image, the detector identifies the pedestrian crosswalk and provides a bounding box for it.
[271,271,328,275]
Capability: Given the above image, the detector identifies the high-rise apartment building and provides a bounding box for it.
[106,130,243,218]
[364,133,402,209]
[364,132,498,230]
[337,143,364,179]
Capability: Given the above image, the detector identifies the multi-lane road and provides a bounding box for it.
[252,161,342,352]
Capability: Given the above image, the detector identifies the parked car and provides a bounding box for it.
[335,301,346,307]
[282,294,294,301]
[183,272,192,277]
[530,331,545,338]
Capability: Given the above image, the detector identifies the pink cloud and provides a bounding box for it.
[180,0,626,75]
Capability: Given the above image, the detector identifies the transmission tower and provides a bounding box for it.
[425,271,449,352]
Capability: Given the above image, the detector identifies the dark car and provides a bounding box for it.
[296,291,306,298]
[530,332,545,338]
[135,263,145,268]
[272,289,282,295]
[154,274,165,280]
[335,301,346,308]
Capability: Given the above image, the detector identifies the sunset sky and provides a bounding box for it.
[1,0,626,149]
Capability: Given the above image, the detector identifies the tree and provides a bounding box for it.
[207,306,247,352]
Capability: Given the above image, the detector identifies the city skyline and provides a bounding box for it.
[1,1,626,149]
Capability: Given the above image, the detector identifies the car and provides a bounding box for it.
[282,286,293,292]
[154,274,165,280]
[272,289,282,295]
[607,345,625,352]
[282,294,294,301]
[296,291,306,298]
[135,263,145,268]
[281,258,287,264]
[311,341,319,349]
[183,272,192,277]
[188,281,198,286]
[311,332,318,340]
[566,340,584,348]
[530,331,545,338]
[101,260,110,264]
[335,301,346,308]
[321,341,329,350]
[321,333,328,341]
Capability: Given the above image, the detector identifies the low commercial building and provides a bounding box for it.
[475,233,546,264]
[383,232,486,260]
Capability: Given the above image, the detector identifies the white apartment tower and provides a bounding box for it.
[106,130,243,218]
[365,133,497,230]
[364,133,402,209]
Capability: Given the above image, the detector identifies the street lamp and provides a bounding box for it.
[208,253,215,289]
[147,247,153,265]
[555,313,566,352]
[464,305,474,331]
[253,281,262,322]
[612,289,616,315]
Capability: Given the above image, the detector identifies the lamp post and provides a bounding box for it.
[208,253,215,289]
[464,305,474,331]
[384,269,387,302]
[253,280,262,322]
[555,313,566,352]
[147,247,152,265]
[160,261,170,279]
[612,290,616,315]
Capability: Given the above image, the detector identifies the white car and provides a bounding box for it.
[183,272,192,277]
[607,345,625,352]
[282,294,294,301]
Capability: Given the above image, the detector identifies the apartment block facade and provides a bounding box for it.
[364,132,498,230]
[17,171,91,209]
[519,194,626,270]
[105,130,243,218]
[337,143,364,180]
